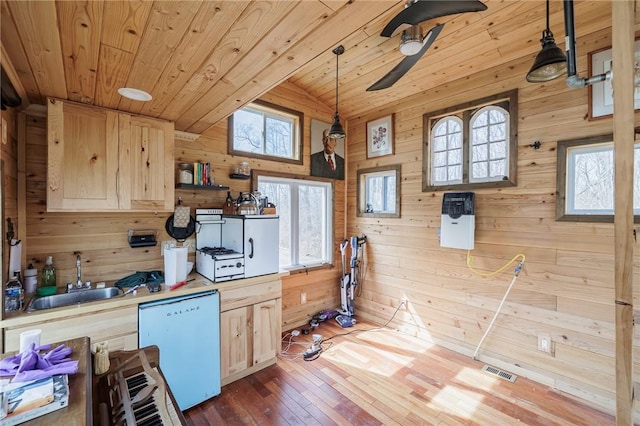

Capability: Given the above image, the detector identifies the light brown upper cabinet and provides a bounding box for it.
[47,98,174,212]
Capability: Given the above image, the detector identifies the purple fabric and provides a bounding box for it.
[0,343,78,382]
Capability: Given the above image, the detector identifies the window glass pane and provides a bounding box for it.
[434,120,447,137]
[433,151,447,167]
[265,116,293,157]
[434,167,447,182]
[433,135,447,152]
[385,175,396,212]
[472,128,487,144]
[472,144,487,161]
[489,141,506,159]
[489,160,505,177]
[489,109,506,124]
[472,162,487,179]
[258,177,331,268]
[449,165,462,181]
[448,148,462,165]
[448,133,462,149]
[489,124,505,142]
[257,182,291,266]
[233,109,263,153]
[231,102,301,161]
[298,185,324,264]
[568,146,614,212]
[473,111,487,127]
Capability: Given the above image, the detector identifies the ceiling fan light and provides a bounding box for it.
[526,31,567,82]
[399,26,423,56]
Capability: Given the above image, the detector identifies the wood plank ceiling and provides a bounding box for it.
[1,1,612,135]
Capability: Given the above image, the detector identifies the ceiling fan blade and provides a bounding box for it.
[381,0,487,37]
[367,24,444,92]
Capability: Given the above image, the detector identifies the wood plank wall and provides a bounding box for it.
[345,17,640,419]
[13,82,342,327]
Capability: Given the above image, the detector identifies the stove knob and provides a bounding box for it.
[236,262,242,268]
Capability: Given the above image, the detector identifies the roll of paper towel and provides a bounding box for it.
[19,329,41,353]
[164,246,188,286]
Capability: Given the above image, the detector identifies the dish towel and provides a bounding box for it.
[173,205,190,228]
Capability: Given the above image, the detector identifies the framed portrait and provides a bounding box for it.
[310,118,345,180]
[588,39,640,120]
[366,114,394,158]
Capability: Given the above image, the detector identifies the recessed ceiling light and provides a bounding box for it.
[118,87,152,101]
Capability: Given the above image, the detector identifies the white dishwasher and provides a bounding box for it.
[138,290,221,410]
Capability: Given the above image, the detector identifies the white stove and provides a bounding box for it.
[195,209,245,282]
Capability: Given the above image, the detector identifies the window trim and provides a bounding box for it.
[556,133,640,223]
[228,99,304,165]
[422,89,518,192]
[356,164,401,218]
[252,169,336,269]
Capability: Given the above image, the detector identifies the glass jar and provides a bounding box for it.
[239,161,250,175]
[178,163,194,184]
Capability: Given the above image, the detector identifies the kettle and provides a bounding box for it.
[236,192,260,215]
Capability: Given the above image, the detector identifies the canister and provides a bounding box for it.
[178,163,194,184]
[24,264,37,294]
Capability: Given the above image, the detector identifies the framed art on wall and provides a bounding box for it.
[366,114,394,158]
[588,39,640,119]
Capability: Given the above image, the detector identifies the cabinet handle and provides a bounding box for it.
[248,237,254,259]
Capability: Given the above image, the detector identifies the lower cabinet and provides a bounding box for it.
[3,305,138,353]
[220,279,282,386]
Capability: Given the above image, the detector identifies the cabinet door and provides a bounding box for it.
[244,217,279,278]
[220,306,251,379]
[118,114,174,211]
[47,98,120,211]
[253,299,280,366]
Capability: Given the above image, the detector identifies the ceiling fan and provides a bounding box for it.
[366,0,488,91]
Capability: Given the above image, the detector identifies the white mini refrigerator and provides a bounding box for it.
[138,290,221,410]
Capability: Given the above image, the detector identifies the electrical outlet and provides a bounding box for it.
[537,334,552,353]
[300,292,307,304]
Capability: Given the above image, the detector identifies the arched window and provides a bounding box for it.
[470,106,509,182]
[431,116,464,185]
[423,90,517,191]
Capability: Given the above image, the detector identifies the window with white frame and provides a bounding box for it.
[228,100,303,163]
[257,175,333,268]
[431,117,463,185]
[556,134,640,222]
[470,106,509,182]
[423,90,517,191]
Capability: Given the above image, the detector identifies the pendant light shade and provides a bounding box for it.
[328,45,346,140]
[526,0,566,83]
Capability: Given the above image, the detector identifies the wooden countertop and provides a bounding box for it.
[0,272,287,330]
[1,336,92,425]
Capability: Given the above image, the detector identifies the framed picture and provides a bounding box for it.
[588,39,640,120]
[366,114,394,158]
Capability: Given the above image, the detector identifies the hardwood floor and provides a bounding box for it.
[185,318,615,425]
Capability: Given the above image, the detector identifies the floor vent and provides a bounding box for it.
[481,364,517,382]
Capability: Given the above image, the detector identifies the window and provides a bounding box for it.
[357,165,401,218]
[423,90,517,191]
[257,174,333,268]
[228,100,303,164]
[556,134,640,222]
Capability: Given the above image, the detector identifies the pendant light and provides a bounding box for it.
[328,45,346,140]
[526,0,566,83]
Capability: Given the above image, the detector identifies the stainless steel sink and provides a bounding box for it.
[25,287,123,312]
